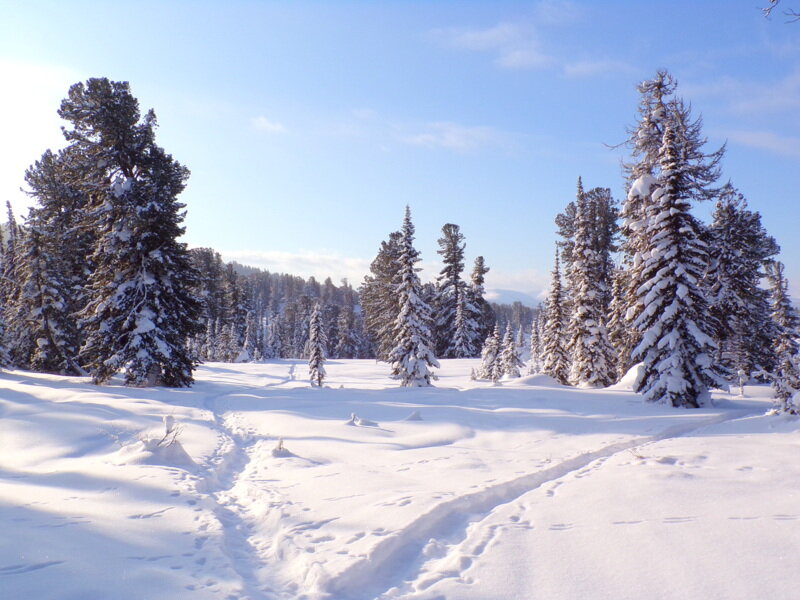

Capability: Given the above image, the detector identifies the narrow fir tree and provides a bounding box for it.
[8,227,82,374]
[449,293,474,359]
[478,323,502,382]
[434,223,467,357]
[528,315,542,375]
[308,303,327,388]
[542,252,570,384]
[567,178,616,387]
[466,256,494,353]
[388,207,439,386]
[765,261,800,413]
[500,323,524,379]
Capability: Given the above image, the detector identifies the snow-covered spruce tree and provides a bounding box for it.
[308,303,327,387]
[449,293,475,359]
[566,178,616,387]
[60,78,203,386]
[765,261,800,412]
[466,256,494,352]
[541,252,570,384]
[478,323,502,382]
[360,231,403,360]
[618,70,724,376]
[631,125,721,408]
[607,267,633,380]
[6,227,83,374]
[707,184,780,377]
[239,310,257,362]
[500,323,523,379]
[20,147,93,371]
[388,207,439,386]
[527,313,544,375]
[434,223,468,357]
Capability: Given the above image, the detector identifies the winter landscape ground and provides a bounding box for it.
[2,359,798,600]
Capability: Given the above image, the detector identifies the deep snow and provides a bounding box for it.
[1,359,798,600]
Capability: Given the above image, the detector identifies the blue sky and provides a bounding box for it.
[1,0,798,301]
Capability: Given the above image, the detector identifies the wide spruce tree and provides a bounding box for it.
[631,125,720,407]
[59,78,203,386]
[388,207,439,386]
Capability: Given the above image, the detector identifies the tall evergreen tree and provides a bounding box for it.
[59,78,203,386]
[308,303,327,388]
[631,125,720,407]
[387,207,439,386]
[434,223,467,357]
[528,313,543,375]
[618,70,724,377]
[707,184,780,377]
[765,261,800,412]
[466,256,494,353]
[541,252,570,384]
[360,231,403,360]
[566,178,616,387]
[7,227,82,374]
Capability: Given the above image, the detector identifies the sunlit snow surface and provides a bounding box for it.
[1,360,798,599]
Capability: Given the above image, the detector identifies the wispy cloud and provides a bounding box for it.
[725,129,800,158]
[220,250,370,284]
[683,71,800,115]
[432,22,553,70]
[400,122,512,152]
[251,116,287,134]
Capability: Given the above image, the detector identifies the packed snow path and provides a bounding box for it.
[2,360,799,600]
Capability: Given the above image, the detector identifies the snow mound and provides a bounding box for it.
[116,437,196,468]
[404,410,423,421]
[511,373,566,387]
[608,363,645,391]
[272,437,296,458]
[345,413,379,427]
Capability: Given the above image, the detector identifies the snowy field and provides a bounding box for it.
[1,359,799,600]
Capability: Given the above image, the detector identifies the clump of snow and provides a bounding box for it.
[272,437,295,458]
[116,416,196,468]
[608,362,646,391]
[404,410,423,421]
[345,413,379,427]
[512,373,567,387]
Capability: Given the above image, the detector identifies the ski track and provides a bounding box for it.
[193,361,299,599]
[323,409,754,600]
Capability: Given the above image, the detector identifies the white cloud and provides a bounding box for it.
[0,58,83,217]
[400,122,511,152]
[485,268,550,301]
[725,129,800,158]
[252,116,286,134]
[220,250,371,284]
[432,23,553,70]
[683,71,800,115]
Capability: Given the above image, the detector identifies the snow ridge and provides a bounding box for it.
[324,409,752,600]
